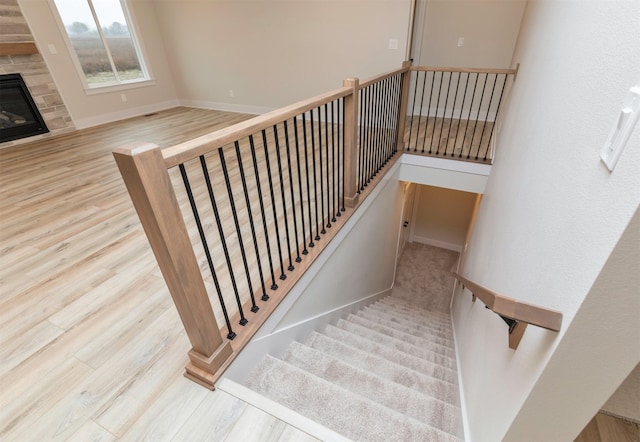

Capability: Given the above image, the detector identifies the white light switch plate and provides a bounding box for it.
[600,86,640,171]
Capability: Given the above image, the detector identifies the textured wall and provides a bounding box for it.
[452,0,640,440]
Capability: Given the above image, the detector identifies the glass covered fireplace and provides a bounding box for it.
[0,73,49,143]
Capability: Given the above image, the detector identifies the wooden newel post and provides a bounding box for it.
[396,60,412,153]
[342,77,360,208]
[113,143,232,389]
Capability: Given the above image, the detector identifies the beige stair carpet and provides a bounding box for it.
[245,245,464,440]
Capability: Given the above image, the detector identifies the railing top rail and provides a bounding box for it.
[452,272,563,332]
[412,66,518,75]
[162,86,351,168]
[358,64,411,89]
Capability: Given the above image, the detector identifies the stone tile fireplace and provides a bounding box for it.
[0,0,74,147]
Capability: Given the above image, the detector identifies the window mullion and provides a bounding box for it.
[86,0,121,82]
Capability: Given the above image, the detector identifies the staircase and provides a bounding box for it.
[245,292,464,441]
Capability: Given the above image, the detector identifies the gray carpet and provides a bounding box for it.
[245,245,463,441]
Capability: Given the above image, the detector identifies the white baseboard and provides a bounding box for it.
[412,235,463,252]
[178,99,275,116]
[450,285,471,441]
[73,99,180,129]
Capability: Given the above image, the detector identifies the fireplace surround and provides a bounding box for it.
[0,73,50,143]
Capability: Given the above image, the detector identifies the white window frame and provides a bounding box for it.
[48,0,155,94]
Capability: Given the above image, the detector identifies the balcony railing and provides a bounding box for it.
[404,66,518,163]
[113,61,520,389]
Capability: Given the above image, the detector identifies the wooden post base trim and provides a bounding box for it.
[184,364,217,390]
[509,322,528,350]
[188,341,234,373]
[344,195,360,208]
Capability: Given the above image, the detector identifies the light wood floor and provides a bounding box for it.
[0,107,320,441]
[575,412,639,442]
[1,107,632,441]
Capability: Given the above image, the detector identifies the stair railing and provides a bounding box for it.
[113,64,411,389]
[452,272,562,349]
[404,65,518,163]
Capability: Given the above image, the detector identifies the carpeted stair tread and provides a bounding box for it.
[366,303,454,333]
[335,319,457,370]
[376,298,453,324]
[346,314,456,359]
[355,310,454,348]
[311,328,458,386]
[372,301,453,329]
[385,286,455,315]
[360,308,454,343]
[377,297,453,322]
[246,355,461,442]
[283,342,462,436]
[378,294,453,317]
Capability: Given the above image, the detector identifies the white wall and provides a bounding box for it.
[601,362,640,423]
[152,0,412,112]
[413,0,526,68]
[411,185,476,252]
[451,0,640,440]
[18,0,179,128]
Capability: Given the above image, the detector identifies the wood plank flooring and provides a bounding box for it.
[0,107,320,441]
[0,106,632,441]
[575,412,639,442]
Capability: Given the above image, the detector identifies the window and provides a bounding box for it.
[51,0,150,89]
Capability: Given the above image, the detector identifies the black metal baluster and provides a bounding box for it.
[380,78,390,165]
[331,100,337,223]
[372,82,381,176]
[422,71,435,153]
[358,89,365,192]
[430,72,444,154]
[436,72,453,155]
[283,120,302,263]
[380,78,390,167]
[390,74,400,159]
[235,141,269,302]
[367,84,376,182]
[446,72,462,157]
[417,71,428,153]
[340,97,346,213]
[453,72,471,157]
[314,107,326,236]
[361,87,370,189]
[469,73,489,159]
[477,74,499,161]
[309,112,320,242]
[261,130,287,280]
[218,148,259,313]
[178,163,235,340]
[461,73,480,158]
[272,124,295,272]
[199,155,248,326]
[301,113,315,248]
[249,135,278,290]
[394,73,404,153]
[323,103,331,229]
[484,74,509,161]
[407,70,420,151]
[292,115,309,255]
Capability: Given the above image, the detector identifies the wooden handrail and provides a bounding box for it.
[162,86,351,168]
[412,66,518,75]
[358,65,411,89]
[452,272,562,349]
